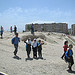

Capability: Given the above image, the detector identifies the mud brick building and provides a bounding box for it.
[71,24,75,35]
[25,23,68,34]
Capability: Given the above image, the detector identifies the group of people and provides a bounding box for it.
[10,25,17,34]
[0,23,34,39]
[11,23,34,35]
[11,33,44,59]
[61,41,74,71]
[0,25,17,39]
[10,24,74,71]
[11,33,74,71]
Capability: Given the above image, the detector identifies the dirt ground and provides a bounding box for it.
[0,32,75,75]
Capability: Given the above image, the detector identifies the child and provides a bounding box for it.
[37,40,44,58]
[11,33,20,56]
[0,26,3,39]
[10,26,12,33]
[14,25,17,35]
[65,44,74,71]
[61,41,68,59]
[32,39,37,58]
[24,38,31,58]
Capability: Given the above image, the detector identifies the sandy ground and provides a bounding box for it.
[0,32,75,75]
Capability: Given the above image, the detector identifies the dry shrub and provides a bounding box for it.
[21,34,46,42]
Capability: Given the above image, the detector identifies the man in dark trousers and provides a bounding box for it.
[14,25,17,34]
[31,23,34,35]
[11,33,20,56]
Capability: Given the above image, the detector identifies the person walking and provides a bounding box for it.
[14,25,17,34]
[65,44,74,71]
[11,33,20,56]
[61,41,69,59]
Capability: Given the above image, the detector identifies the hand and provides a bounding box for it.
[24,41,26,43]
[42,43,44,44]
[68,57,70,59]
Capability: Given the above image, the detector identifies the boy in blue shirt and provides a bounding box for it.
[11,33,20,56]
[65,44,74,71]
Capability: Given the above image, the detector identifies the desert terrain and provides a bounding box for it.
[0,31,75,75]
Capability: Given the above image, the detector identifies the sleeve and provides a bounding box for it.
[42,42,44,45]
[24,40,27,43]
[26,43,28,50]
[67,45,69,48]
[18,38,20,42]
[11,37,15,43]
[72,50,73,55]
[65,50,69,58]
[63,45,65,48]
[31,25,32,28]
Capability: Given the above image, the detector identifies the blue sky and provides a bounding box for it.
[0,0,75,31]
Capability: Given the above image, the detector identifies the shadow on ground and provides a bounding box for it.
[13,55,21,60]
[67,69,75,74]
[25,58,33,61]
[37,57,46,60]
[25,57,46,61]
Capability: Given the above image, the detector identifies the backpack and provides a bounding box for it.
[12,38,15,44]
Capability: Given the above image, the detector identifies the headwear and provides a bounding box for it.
[34,38,36,41]
[28,38,31,40]
[38,40,42,45]
[39,40,41,41]
[26,38,31,44]
[32,39,37,47]
[69,44,73,47]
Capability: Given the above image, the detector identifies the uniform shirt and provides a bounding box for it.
[38,43,42,50]
[65,49,73,58]
[0,26,3,34]
[12,37,20,45]
[63,45,68,52]
[32,41,37,48]
[31,24,34,29]
[25,41,31,51]
[38,43,42,48]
